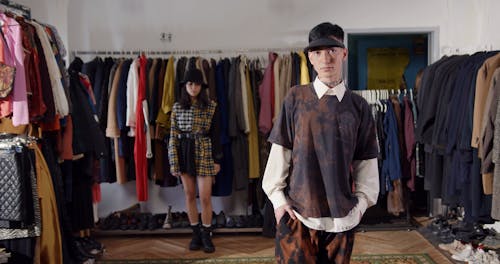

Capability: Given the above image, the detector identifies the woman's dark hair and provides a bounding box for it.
[179,84,210,109]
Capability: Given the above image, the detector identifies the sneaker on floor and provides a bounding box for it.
[439,229,456,244]
[485,250,500,264]
[482,222,500,233]
[466,248,486,264]
[480,234,500,249]
[438,239,466,255]
[451,244,474,262]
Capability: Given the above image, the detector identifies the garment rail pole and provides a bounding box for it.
[71,47,304,57]
[0,0,31,18]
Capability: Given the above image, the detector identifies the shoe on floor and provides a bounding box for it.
[484,250,500,264]
[201,226,215,253]
[216,211,226,228]
[451,244,474,262]
[116,203,141,214]
[480,234,500,249]
[438,239,466,255]
[163,206,173,229]
[189,224,202,251]
[225,215,236,228]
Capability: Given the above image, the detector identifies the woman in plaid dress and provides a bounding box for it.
[168,69,222,253]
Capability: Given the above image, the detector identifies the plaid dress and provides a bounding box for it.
[168,100,217,177]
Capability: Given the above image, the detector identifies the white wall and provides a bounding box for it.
[65,0,500,57]
[17,0,500,218]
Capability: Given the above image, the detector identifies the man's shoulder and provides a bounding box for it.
[290,83,310,90]
[283,84,313,103]
[344,89,365,102]
[344,90,371,111]
[288,83,313,95]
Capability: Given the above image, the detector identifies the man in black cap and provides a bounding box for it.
[262,22,380,263]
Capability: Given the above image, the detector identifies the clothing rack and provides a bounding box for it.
[352,88,415,113]
[71,47,304,57]
[0,0,30,18]
[353,88,417,231]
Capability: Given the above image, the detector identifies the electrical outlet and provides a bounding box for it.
[160,32,172,42]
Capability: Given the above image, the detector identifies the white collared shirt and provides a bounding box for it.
[313,77,346,100]
[262,77,379,232]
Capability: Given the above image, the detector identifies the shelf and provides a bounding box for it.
[92,227,263,236]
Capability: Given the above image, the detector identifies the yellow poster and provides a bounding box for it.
[367,48,409,90]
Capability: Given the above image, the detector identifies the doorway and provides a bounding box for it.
[345,29,438,91]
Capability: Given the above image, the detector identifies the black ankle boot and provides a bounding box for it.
[189,224,202,250]
[201,226,215,253]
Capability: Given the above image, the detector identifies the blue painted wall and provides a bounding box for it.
[347,34,428,90]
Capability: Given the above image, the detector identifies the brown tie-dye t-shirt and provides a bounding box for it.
[269,84,378,218]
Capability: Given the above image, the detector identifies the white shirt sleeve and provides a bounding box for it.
[351,158,380,215]
[262,143,291,209]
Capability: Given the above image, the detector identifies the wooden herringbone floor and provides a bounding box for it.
[95,230,453,263]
